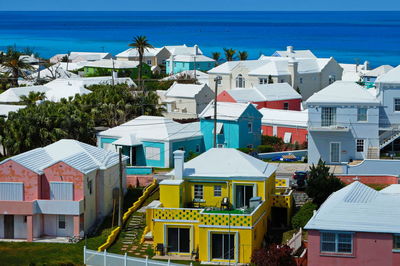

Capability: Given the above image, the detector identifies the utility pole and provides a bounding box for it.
[213,76,222,148]
[111,59,115,87]
[118,148,123,227]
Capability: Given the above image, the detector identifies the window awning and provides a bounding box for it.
[284,132,292,143]
[213,122,224,135]
[112,134,142,147]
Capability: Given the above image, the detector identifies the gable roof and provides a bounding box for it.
[260,108,308,128]
[1,139,125,175]
[116,47,164,58]
[199,101,260,121]
[375,65,400,84]
[69,52,112,62]
[364,65,393,78]
[208,60,265,75]
[98,115,202,142]
[170,148,276,179]
[305,181,400,234]
[253,83,301,101]
[306,81,379,105]
[165,83,211,99]
[272,48,317,59]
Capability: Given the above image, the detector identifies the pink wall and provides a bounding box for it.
[0,201,34,215]
[217,91,236,103]
[308,230,400,266]
[0,160,41,201]
[337,175,398,185]
[262,125,308,144]
[126,175,153,188]
[42,162,84,201]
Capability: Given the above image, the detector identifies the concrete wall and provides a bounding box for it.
[342,159,400,176]
[308,230,400,266]
[376,83,400,128]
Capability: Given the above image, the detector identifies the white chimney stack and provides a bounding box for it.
[287,46,294,55]
[169,55,175,75]
[194,45,199,55]
[173,150,185,180]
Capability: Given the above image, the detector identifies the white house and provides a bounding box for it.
[208,56,343,100]
[157,82,214,119]
[116,47,170,67]
[271,45,317,58]
[68,52,113,63]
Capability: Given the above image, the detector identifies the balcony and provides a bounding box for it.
[34,199,84,215]
[151,200,267,228]
[308,122,349,132]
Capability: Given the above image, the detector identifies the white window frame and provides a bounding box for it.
[320,231,353,254]
[356,139,365,153]
[195,144,200,153]
[394,98,400,112]
[145,146,161,161]
[330,142,341,163]
[321,107,337,127]
[146,59,152,65]
[214,185,222,197]
[259,78,268,84]
[357,107,368,122]
[58,215,66,229]
[194,184,203,199]
[236,74,245,88]
[393,235,400,250]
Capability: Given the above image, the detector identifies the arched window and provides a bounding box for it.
[236,74,245,88]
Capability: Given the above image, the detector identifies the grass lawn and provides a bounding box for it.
[0,187,144,266]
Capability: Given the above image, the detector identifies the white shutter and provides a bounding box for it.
[50,182,73,200]
[0,182,23,201]
[284,132,292,143]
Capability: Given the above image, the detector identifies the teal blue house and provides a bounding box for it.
[97,116,204,168]
[166,54,216,74]
[199,102,262,150]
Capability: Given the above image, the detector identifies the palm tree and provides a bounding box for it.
[223,48,236,61]
[128,36,153,90]
[20,91,46,105]
[212,52,221,62]
[238,51,248,61]
[1,47,34,87]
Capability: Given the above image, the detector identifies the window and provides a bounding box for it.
[321,107,337,127]
[195,144,200,153]
[0,182,23,201]
[50,182,74,200]
[280,79,285,83]
[329,75,336,84]
[247,144,253,148]
[58,215,66,229]
[248,122,253,133]
[356,139,364,152]
[23,216,27,223]
[235,185,253,208]
[236,74,245,88]
[330,142,340,163]
[299,77,303,84]
[259,78,268,84]
[214,185,222,197]
[178,147,185,151]
[393,235,400,249]
[212,233,235,260]
[146,60,152,65]
[357,108,368,121]
[217,78,222,85]
[194,184,203,199]
[217,144,224,148]
[321,232,353,254]
[283,102,289,110]
[88,180,92,195]
[395,99,400,112]
[167,227,190,253]
[162,59,166,65]
[145,146,161,161]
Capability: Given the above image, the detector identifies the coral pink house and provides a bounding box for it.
[259,108,308,144]
[305,182,400,266]
[217,83,302,111]
[0,139,127,242]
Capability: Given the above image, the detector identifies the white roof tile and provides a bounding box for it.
[375,65,400,84]
[260,108,308,128]
[305,181,400,234]
[364,65,393,78]
[165,83,211,99]
[83,59,140,69]
[116,47,164,58]
[199,101,258,121]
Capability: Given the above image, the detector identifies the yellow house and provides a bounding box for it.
[146,148,288,264]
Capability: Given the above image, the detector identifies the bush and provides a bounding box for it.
[262,135,284,146]
[257,145,274,153]
[291,202,317,229]
[252,244,296,266]
[237,147,252,154]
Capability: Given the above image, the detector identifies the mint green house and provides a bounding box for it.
[166,54,215,74]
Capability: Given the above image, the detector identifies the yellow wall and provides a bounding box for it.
[160,183,183,208]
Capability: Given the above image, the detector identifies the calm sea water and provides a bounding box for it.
[0,11,400,67]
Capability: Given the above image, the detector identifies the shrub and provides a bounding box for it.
[252,244,296,266]
[262,135,284,146]
[257,145,274,153]
[237,147,252,154]
[291,202,317,229]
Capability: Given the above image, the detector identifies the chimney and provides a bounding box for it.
[173,150,185,180]
[364,61,370,71]
[194,45,199,55]
[287,46,294,55]
[169,55,175,75]
[288,57,298,89]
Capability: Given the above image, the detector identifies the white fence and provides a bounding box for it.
[84,247,186,266]
[286,228,302,254]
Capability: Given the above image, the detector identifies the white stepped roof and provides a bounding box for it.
[199,101,259,121]
[166,45,203,56]
[208,60,265,75]
[172,54,214,63]
[116,47,163,58]
[26,63,79,81]
[83,59,140,69]
[260,108,308,128]
[375,65,400,84]
[306,81,379,105]
[69,52,111,62]
[228,83,301,103]
[0,139,126,174]
[0,104,26,118]
[169,148,276,179]
[364,65,393,78]
[98,115,202,142]
[161,70,209,85]
[272,49,316,59]
[165,83,210,99]
[305,182,400,234]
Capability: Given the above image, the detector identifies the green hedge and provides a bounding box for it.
[292,202,317,229]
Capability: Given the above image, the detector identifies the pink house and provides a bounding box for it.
[259,108,308,144]
[305,182,400,266]
[0,139,127,242]
[217,83,302,111]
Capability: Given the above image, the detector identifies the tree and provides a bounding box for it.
[1,47,34,86]
[252,244,296,266]
[128,36,153,90]
[20,91,46,106]
[291,202,317,229]
[212,52,221,62]
[296,86,301,94]
[223,48,236,61]
[306,159,345,206]
[238,51,248,60]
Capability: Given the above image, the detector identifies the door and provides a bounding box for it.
[167,227,190,253]
[4,215,14,239]
[57,215,68,237]
[211,233,235,260]
[330,142,340,163]
[235,185,254,208]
